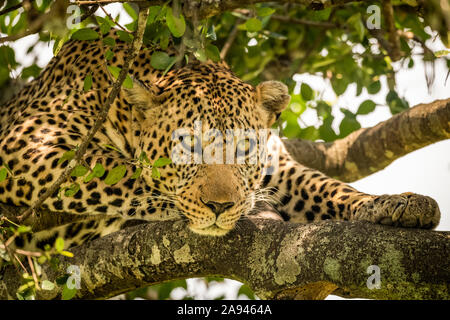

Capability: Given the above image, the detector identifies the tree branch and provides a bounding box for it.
[72,0,363,18]
[1,216,448,300]
[282,98,450,182]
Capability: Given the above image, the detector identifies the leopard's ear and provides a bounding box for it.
[255,81,290,126]
[125,79,158,110]
[125,79,167,121]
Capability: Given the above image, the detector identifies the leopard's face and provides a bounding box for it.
[128,62,290,235]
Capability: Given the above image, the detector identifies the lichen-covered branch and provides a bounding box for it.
[282,98,450,182]
[1,216,448,300]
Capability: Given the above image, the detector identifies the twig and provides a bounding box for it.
[0,0,58,43]
[271,14,338,28]
[14,254,27,274]
[233,9,339,28]
[75,0,151,5]
[79,4,100,22]
[220,18,241,60]
[16,5,150,223]
[0,15,46,43]
[0,0,33,16]
[0,3,22,16]
[382,0,401,61]
[27,255,40,290]
[0,230,20,271]
[0,245,42,257]
[99,5,129,32]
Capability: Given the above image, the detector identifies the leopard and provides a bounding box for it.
[0,29,441,251]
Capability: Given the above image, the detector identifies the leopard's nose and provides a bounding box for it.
[202,199,235,217]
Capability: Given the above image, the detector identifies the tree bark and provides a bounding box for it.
[282,98,450,182]
[1,216,448,300]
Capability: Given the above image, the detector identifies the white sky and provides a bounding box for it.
[3,4,449,300]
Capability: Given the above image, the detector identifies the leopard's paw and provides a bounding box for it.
[356,193,440,229]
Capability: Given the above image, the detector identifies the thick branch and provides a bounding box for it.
[0,217,448,300]
[282,98,450,182]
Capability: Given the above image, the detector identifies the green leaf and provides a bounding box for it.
[347,13,364,41]
[56,275,69,286]
[131,167,142,179]
[104,165,127,185]
[0,46,17,67]
[55,237,65,252]
[107,66,133,89]
[3,163,13,175]
[150,51,175,70]
[37,256,47,264]
[71,165,88,177]
[100,22,112,35]
[238,284,255,300]
[300,83,313,101]
[434,50,450,58]
[151,167,160,179]
[71,28,99,41]
[386,90,409,114]
[52,37,67,56]
[331,78,347,96]
[319,117,338,142]
[123,3,138,20]
[367,80,381,94]
[60,250,74,258]
[116,30,133,43]
[64,183,80,197]
[139,152,151,165]
[105,49,114,61]
[58,150,75,165]
[21,64,42,79]
[193,49,207,62]
[103,144,121,152]
[166,7,186,38]
[92,163,106,177]
[257,7,275,17]
[83,73,92,92]
[299,126,319,141]
[0,167,7,182]
[153,157,172,167]
[83,172,95,183]
[357,100,376,115]
[103,37,116,47]
[339,110,361,137]
[245,18,262,32]
[206,24,217,40]
[205,44,221,62]
[154,280,187,300]
[148,6,162,24]
[62,285,77,300]
[17,225,32,234]
[41,280,55,291]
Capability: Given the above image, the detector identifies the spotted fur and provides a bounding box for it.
[0,30,440,250]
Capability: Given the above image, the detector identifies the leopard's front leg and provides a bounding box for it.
[261,139,441,229]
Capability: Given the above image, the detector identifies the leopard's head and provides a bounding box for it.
[127,62,290,235]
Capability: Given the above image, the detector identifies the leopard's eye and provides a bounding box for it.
[236,137,255,155]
